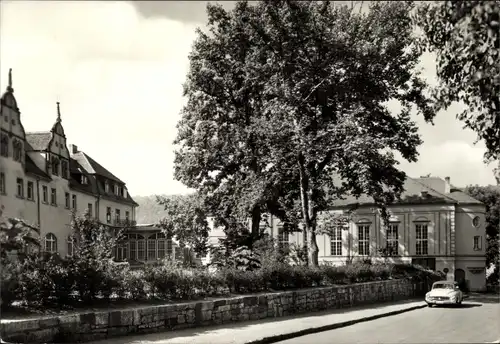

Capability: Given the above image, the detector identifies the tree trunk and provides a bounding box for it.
[298,154,319,267]
[250,206,261,247]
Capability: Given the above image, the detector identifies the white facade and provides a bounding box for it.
[0,69,138,256]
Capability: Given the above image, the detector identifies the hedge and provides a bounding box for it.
[0,253,443,311]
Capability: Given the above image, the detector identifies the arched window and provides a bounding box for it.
[51,156,60,176]
[44,233,58,253]
[0,134,8,157]
[12,139,22,162]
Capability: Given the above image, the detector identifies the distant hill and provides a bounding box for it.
[133,194,189,224]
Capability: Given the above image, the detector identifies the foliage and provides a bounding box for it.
[463,185,500,269]
[2,254,441,310]
[68,212,124,303]
[414,1,500,162]
[0,206,41,259]
[156,193,209,255]
[175,0,434,266]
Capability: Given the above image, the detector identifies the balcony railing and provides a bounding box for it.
[112,219,137,227]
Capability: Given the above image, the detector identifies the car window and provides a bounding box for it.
[433,283,454,289]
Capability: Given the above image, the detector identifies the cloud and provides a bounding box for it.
[0,0,497,199]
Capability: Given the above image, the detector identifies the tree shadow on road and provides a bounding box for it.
[465,294,500,304]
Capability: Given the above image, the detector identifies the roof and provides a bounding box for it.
[26,132,52,151]
[24,154,51,180]
[68,158,98,195]
[71,151,124,184]
[329,175,483,207]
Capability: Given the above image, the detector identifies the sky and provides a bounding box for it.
[0,1,497,197]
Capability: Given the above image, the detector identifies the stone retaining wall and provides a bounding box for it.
[1,278,423,343]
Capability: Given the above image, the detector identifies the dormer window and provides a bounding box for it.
[123,188,127,198]
[81,175,88,185]
[114,185,119,195]
[105,181,110,193]
[51,157,60,176]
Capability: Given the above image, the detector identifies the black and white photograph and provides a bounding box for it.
[0,1,499,343]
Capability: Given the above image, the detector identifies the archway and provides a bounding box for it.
[454,268,467,291]
[454,268,465,282]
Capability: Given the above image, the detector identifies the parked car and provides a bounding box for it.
[425,281,463,307]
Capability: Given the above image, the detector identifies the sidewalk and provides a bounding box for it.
[91,299,426,344]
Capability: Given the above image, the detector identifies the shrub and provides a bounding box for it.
[0,258,23,309]
[125,270,148,300]
[320,265,348,285]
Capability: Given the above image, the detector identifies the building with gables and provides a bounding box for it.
[0,69,180,264]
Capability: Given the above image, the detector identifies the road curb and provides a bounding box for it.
[245,303,427,344]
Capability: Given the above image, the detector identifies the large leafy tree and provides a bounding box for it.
[176,0,434,266]
[463,185,500,271]
[174,1,302,246]
[414,1,500,163]
[156,193,210,255]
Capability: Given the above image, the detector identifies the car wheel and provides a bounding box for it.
[427,303,433,308]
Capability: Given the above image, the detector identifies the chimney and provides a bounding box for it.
[444,176,451,194]
[69,144,78,154]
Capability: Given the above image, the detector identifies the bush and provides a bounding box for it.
[0,258,23,309]
[2,243,447,311]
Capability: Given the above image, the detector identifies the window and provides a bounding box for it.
[42,185,48,203]
[386,224,399,255]
[16,178,24,198]
[129,239,136,260]
[67,236,75,257]
[51,157,59,176]
[137,238,145,261]
[0,172,6,195]
[127,234,145,261]
[278,226,289,249]
[0,134,8,157]
[105,181,110,193]
[358,225,370,255]
[72,194,77,210]
[330,226,342,256]
[146,233,167,261]
[12,140,22,162]
[472,216,480,228]
[125,211,130,222]
[65,192,70,208]
[44,233,57,253]
[115,243,128,262]
[106,207,111,223]
[115,209,120,224]
[114,185,119,195]
[61,160,68,179]
[167,237,173,257]
[87,203,93,217]
[415,224,428,255]
[147,238,156,261]
[50,188,57,206]
[157,233,167,259]
[473,236,482,251]
[27,181,34,200]
[81,175,88,185]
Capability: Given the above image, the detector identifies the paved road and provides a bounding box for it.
[277,294,500,344]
